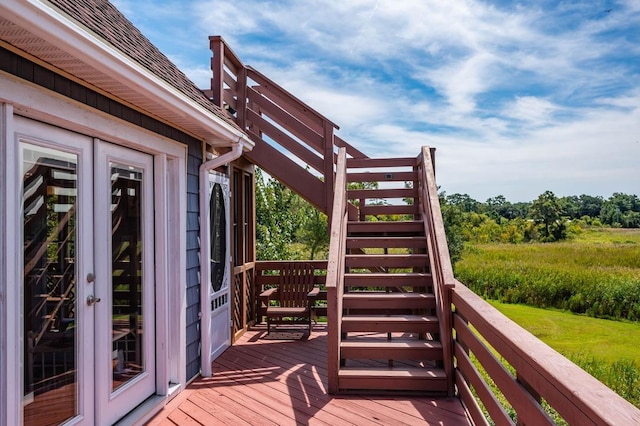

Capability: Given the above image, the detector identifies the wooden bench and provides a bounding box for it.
[259,263,319,334]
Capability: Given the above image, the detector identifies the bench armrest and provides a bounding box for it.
[259,287,278,301]
[307,287,320,299]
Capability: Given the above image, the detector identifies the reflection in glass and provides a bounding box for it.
[210,183,226,292]
[22,143,78,425]
[110,162,145,391]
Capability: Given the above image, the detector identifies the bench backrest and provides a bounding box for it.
[278,263,315,308]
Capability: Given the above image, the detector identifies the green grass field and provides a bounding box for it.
[488,300,640,363]
[489,300,640,408]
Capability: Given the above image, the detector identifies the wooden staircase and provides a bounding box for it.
[208,37,455,395]
[331,156,448,393]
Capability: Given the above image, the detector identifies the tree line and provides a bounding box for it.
[441,191,640,263]
[255,166,639,261]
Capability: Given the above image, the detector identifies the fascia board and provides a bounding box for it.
[0,0,254,151]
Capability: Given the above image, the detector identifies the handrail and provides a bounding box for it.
[452,280,640,425]
[326,147,348,394]
[209,36,366,216]
[417,146,455,396]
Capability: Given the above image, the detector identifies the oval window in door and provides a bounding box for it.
[210,183,226,292]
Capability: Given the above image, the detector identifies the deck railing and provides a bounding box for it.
[208,36,366,215]
[325,148,348,394]
[417,146,456,396]
[452,281,640,425]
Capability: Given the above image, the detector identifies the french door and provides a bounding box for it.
[18,117,156,425]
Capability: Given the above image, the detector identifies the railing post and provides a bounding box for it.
[209,36,224,109]
[419,146,456,397]
[324,122,335,218]
[327,148,347,394]
[237,66,248,132]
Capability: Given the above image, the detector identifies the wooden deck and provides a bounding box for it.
[147,325,471,425]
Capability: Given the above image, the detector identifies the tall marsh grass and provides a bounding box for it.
[455,230,640,321]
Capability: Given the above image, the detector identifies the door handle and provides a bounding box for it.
[87,295,101,306]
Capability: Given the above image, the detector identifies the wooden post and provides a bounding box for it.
[209,36,224,109]
[324,121,335,219]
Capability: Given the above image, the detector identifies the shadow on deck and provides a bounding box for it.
[147,325,471,425]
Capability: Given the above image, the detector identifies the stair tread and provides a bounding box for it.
[347,236,426,240]
[345,272,430,278]
[341,340,442,349]
[348,220,423,225]
[346,253,429,258]
[342,315,438,322]
[343,293,434,299]
[338,366,446,379]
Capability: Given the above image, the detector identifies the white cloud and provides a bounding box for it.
[504,96,559,125]
[113,0,640,201]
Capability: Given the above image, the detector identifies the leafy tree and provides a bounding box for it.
[255,168,329,260]
[439,193,465,264]
[577,194,604,218]
[255,169,297,259]
[529,190,567,241]
[296,205,329,260]
[445,193,480,213]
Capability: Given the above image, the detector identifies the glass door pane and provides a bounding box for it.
[110,162,145,391]
[22,143,78,425]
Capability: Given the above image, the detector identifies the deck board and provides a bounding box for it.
[147,325,471,425]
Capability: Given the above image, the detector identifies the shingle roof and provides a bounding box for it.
[47,0,238,128]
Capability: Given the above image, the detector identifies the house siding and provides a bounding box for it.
[1,45,204,381]
[185,139,203,380]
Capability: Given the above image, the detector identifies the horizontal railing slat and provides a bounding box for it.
[247,67,338,131]
[452,281,640,425]
[455,341,514,426]
[454,315,553,424]
[246,87,325,151]
[246,109,325,173]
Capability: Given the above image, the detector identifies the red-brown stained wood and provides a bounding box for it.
[246,88,325,150]
[347,171,417,182]
[347,220,425,234]
[246,109,325,172]
[341,315,439,333]
[342,293,435,309]
[333,135,368,160]
[246,67,337,131]
[454,314,552,424]
[244,139,326,211]
[344,272,432,288]
[348,187,418,200]
[359,203,421,216]
[454,343,515,426]
[346,236,427,249]
[347,157,418,168]
[338,367,448,392]
[147,325,470,426]
[452,281,640,425]
[345,253,429,268]
[340,340,443,360]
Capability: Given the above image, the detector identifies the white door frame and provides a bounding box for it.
[200,171,231,377]
[0,75,187,425]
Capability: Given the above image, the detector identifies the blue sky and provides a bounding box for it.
[113,0,639,202]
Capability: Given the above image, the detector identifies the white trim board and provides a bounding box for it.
[0,75,188,424]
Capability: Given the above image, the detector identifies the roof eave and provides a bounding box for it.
[0,0,254,151]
